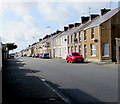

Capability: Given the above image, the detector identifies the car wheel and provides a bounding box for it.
[67,60,69,63]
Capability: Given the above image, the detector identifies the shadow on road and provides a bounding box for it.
[2,58,65,104]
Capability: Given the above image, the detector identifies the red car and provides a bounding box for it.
[66,52,84,63]
[32,53,40,58]
[39,53,43,58]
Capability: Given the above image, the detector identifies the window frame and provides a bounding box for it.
[103,43,109,57]
[91,27,95,39]
[91,44,96,57]
[84,30,86,41]
[79,32,81,42]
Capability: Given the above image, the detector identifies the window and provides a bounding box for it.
[79,45,82,54]
[71,46,73,52]
[84,30,86,40]
[103,43,109,56]
[75,46,77,52]
[91,44,96,56]
[79,32,81,42]
[71,35,74,43]
[68,36,69,44]
[72,53,81,56]
[68,47,70,53]
[74,33,77,43]
[74,33,77,39]
[91,28,94,39]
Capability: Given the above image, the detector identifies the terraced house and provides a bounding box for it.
[21,7,120,63]
[66,7,120,62]
[82,7,120,62]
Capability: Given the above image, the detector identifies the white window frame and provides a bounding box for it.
[103,43,109,57]
[91,27,95,39]
[91,44,96,56]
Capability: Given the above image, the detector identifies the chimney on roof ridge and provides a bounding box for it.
[39,39,42,41]
[100,8,111,16]
[74,23,81,27]
[56,30,61,34]
[68,24,74,29]
[90,14,99,20]
[81,16,90,24]
[64,26,68,31]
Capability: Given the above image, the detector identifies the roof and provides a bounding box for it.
[84,7,120,30]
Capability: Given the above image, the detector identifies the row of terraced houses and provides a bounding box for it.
[19,7,120,63]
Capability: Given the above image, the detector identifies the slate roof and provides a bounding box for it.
[84,7,120,30]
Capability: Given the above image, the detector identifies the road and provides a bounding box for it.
[17,57,119,103]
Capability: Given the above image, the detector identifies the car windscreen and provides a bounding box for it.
[44,53,49,55]
[72,53,81,56]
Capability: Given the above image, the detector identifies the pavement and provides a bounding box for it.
[2,58,67,104]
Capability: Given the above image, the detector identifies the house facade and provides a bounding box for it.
[21,7,120,63]
[82,7,120,62]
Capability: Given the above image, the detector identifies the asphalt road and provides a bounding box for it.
[17,57,119,103]
[3,58,67,104]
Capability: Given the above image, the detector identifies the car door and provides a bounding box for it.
[69,53,72,61]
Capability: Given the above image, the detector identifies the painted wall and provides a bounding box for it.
[83,26,100,61]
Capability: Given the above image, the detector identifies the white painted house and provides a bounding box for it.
[60,32,68,59]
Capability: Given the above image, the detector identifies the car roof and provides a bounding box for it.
[70,52,79,53]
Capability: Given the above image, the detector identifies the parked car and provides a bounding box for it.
[32,53,40,58]
[27,53,32,57]
[39,53,43,58]
[66,52,84,63]
[42,53,50,59]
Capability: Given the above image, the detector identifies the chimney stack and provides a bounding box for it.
[81,16,90,24]
[39,39,42,41]
[64,26,68,31]
[74,23,81,27]
[100,8,111,16]
[90,14,99,20]
[68,24,74,29]
[56,30,61,34]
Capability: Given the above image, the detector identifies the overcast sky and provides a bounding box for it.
[0,0,119,53]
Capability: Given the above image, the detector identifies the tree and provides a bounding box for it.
[6,43,17,51]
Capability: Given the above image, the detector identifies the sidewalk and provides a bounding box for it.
[2,58,66,104]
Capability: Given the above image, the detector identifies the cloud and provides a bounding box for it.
[0,2,42,52]
[38,2,71,23]
[0,1,119,53]
[2,21,42,50]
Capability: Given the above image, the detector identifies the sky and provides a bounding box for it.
[0,0,119,53]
